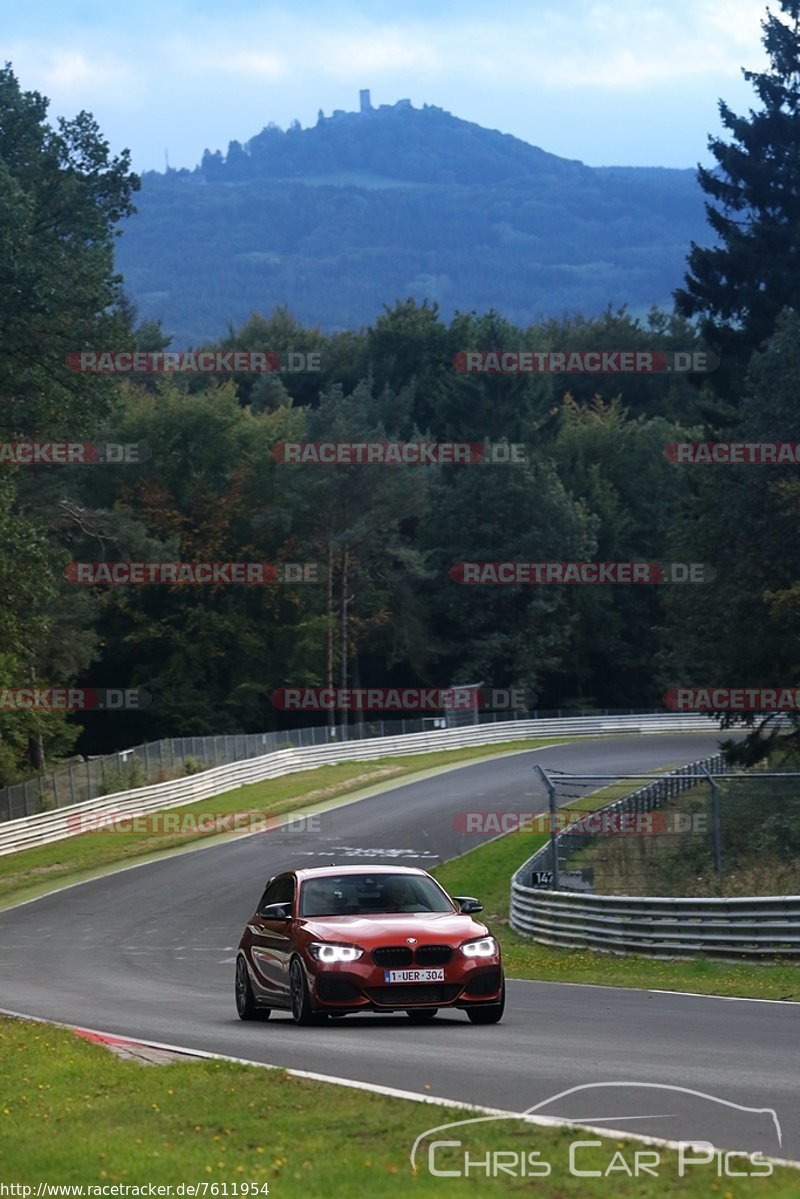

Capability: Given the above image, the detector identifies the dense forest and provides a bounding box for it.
[116,100,707,344]
[2,0,800,784]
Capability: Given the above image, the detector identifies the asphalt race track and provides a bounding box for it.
[0,732,796,1162]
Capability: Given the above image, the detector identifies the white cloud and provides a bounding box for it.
[430,2,768,90]
[8,43,141,108]
[701,0,769,50]
[4,0,770,169]
[164,44,286,79]
[317,29,441,77]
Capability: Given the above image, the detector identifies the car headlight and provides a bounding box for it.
[308,942,364,963]
[460,936,498,958]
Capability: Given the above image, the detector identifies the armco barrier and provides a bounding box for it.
[509,887,800,959]
[509,752,800,959]
[0,707,713,824]
[0,713,712,857]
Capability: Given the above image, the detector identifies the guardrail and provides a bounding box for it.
[509,888,800,959]
[0,707,714,824]
[0,713,712,857]
[509,753,800,959]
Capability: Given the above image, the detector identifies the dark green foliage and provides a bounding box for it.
[5,8,800,780]
[115,102,709,346]
[0,64,139,780]
[676,1,800,393]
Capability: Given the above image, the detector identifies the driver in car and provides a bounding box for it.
[383,878,417,912]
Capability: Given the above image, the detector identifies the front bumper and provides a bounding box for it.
[307,955,504,1011]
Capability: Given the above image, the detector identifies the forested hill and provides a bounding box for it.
[203,100,590,184]
[115,98,709,345]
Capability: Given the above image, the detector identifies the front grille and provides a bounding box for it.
[464,969,502,997]
[414,944,453,966]
[372,946,413,967]
[365,984,461,1006]
[316,976,362,1002]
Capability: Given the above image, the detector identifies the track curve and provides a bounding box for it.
[1,732,796,1159]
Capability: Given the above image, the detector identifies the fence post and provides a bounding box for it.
[701,764,722,876]
[535,764,560,890]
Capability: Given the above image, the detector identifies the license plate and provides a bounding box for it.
[383,968,445,983]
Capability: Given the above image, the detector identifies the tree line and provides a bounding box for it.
[1,0,799,782]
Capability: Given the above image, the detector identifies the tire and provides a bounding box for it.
[290,957,322,1025]
[236,955,268,1021]
[406,1008,438,1022]
[466,984,505,1025]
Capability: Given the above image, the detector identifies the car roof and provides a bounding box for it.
[289,864,432,882]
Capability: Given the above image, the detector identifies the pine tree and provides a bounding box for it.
[675,0,800,395]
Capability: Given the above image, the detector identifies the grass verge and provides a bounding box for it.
[1,1016,796,1194]
[431,782,800,1001]
[0,739,572,909]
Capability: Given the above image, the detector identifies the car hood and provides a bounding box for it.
[298,912,489,944]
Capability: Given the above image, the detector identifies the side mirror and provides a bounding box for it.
[453,895,483,914]
[259,902,292,920]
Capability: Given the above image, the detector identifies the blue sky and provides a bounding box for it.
[5,0,770,172]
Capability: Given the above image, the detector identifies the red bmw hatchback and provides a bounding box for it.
[235,864,505,1024]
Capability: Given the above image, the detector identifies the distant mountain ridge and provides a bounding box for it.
[202,94,590,185]
[115,94,709,344]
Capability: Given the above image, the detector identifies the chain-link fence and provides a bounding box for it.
[2,705,593,824]
[0,706,725,827]
[525,757,800,898]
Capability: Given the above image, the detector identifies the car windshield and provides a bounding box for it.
[299,873,456,917]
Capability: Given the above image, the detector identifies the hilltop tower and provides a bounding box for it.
[359,89,372,113]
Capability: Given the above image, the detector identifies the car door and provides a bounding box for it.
[250,873,296,1002]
